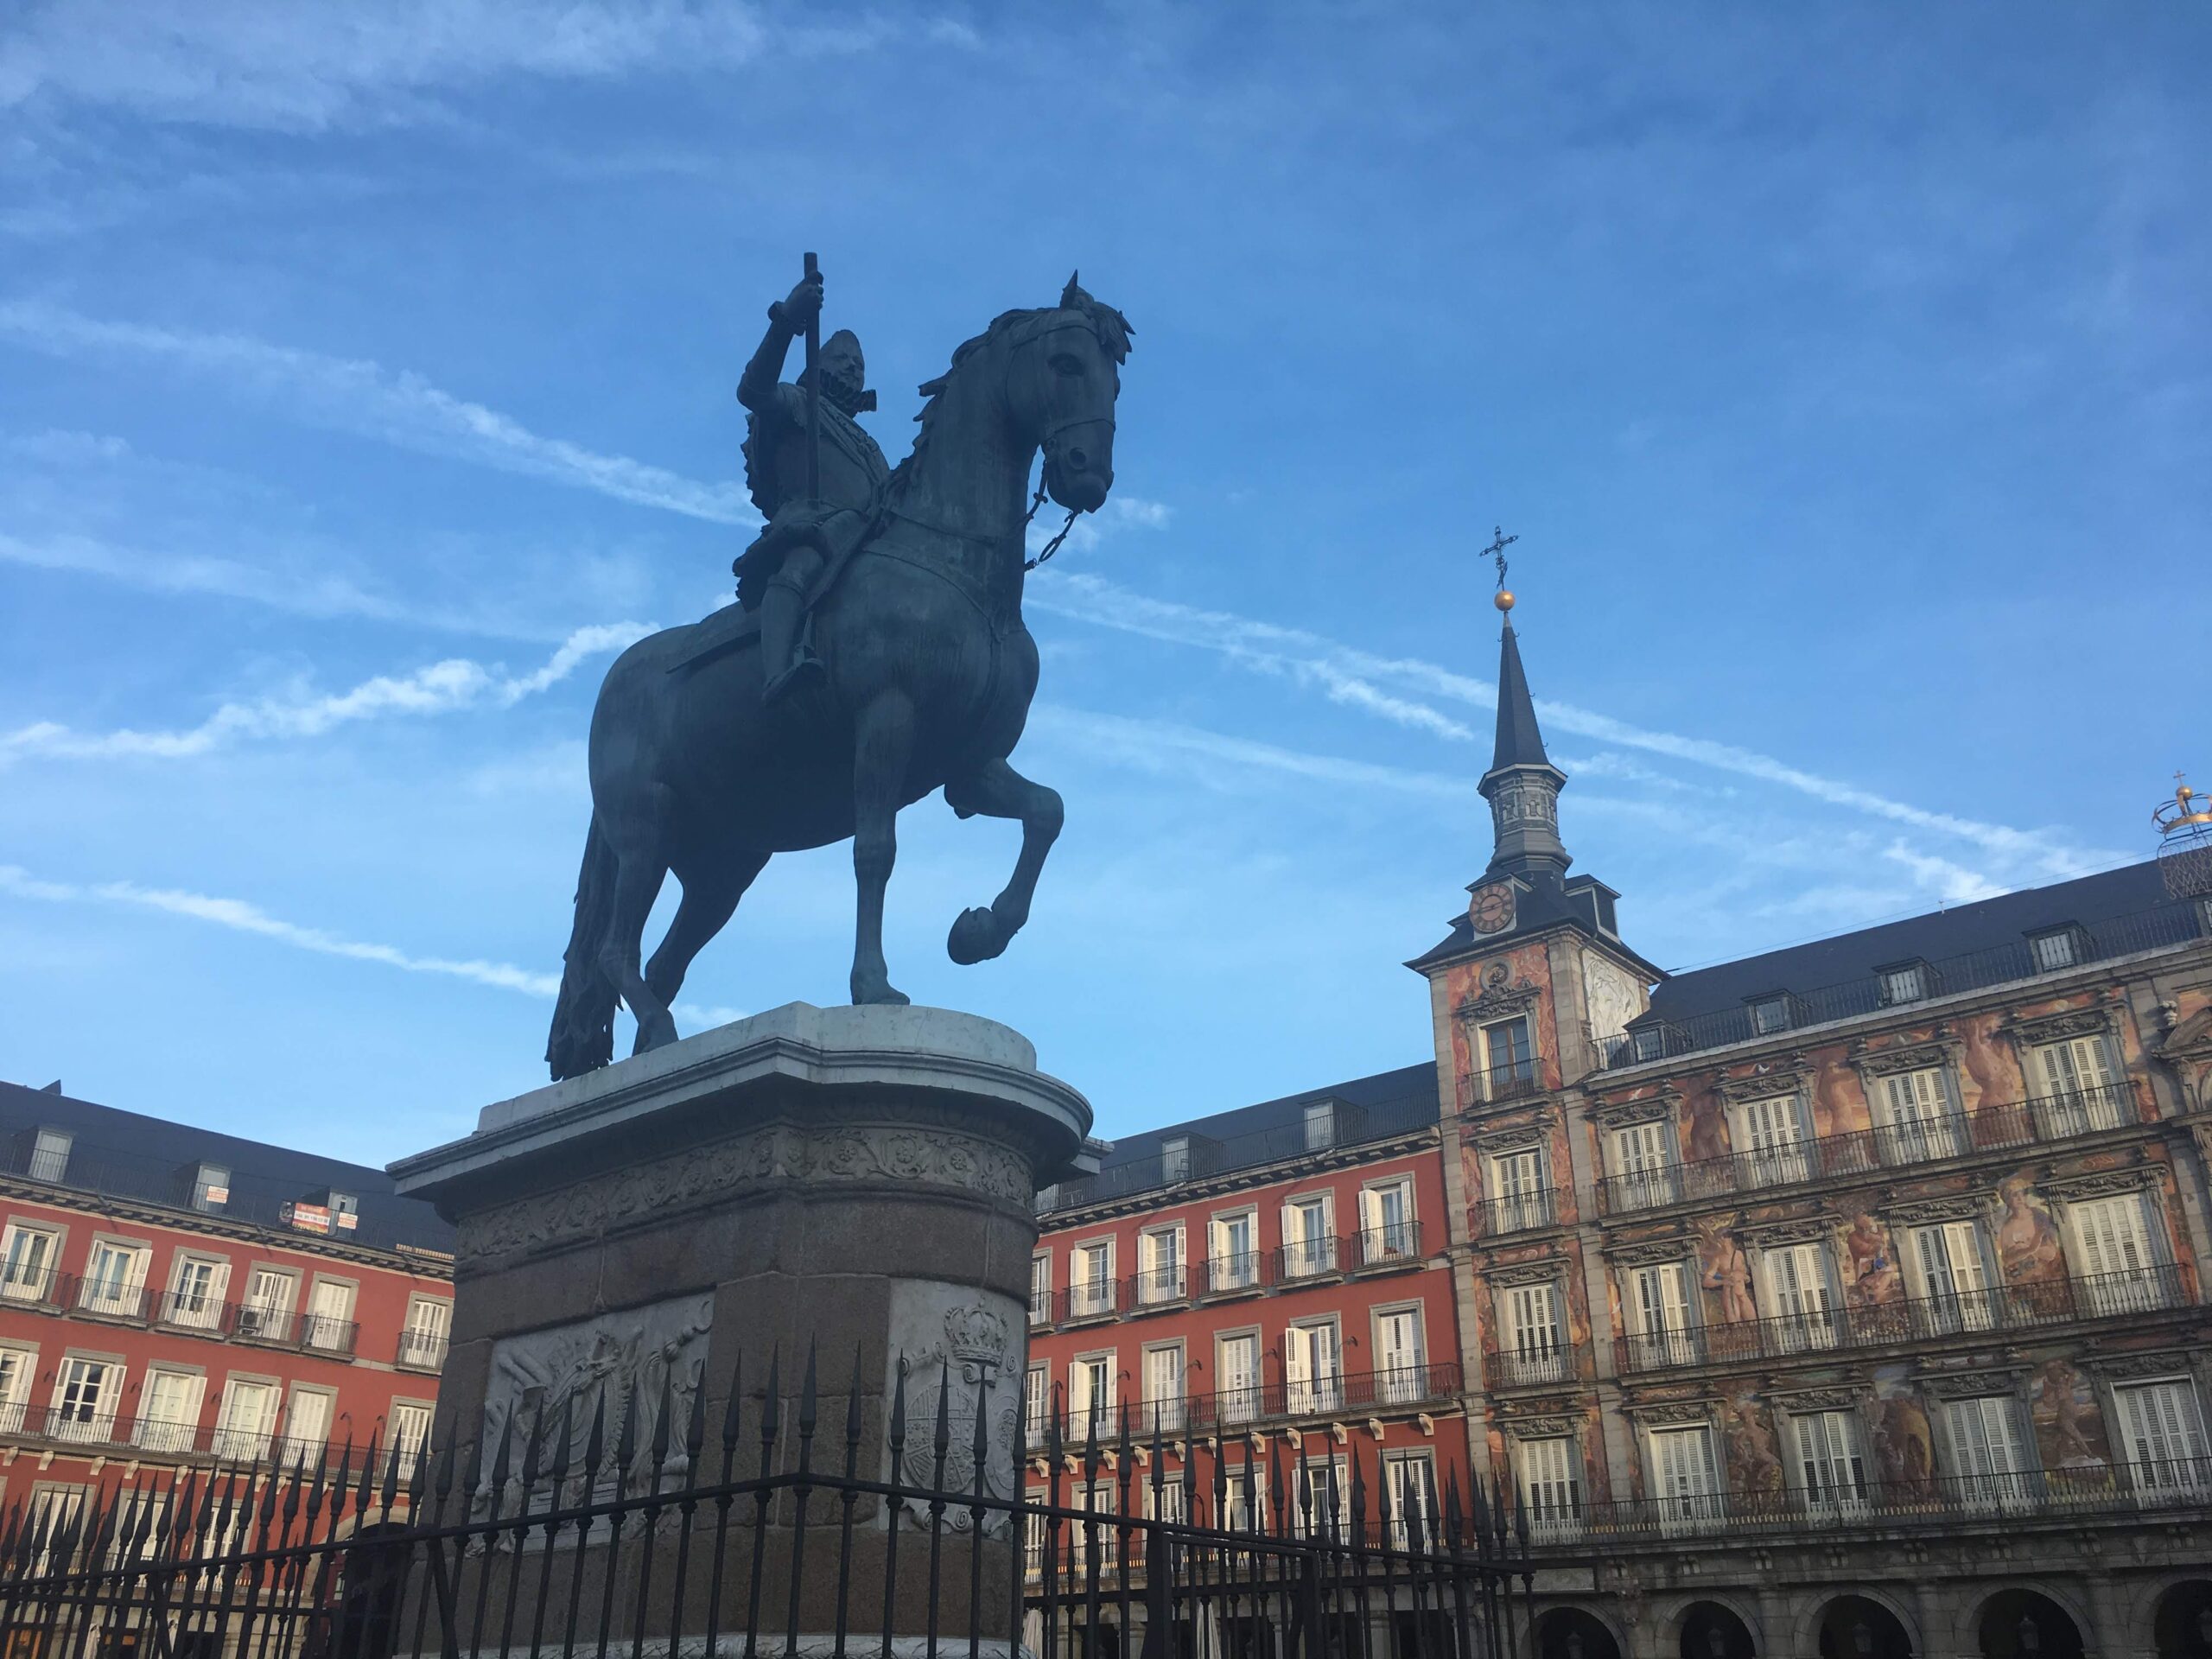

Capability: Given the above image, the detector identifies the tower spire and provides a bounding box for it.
[1476,533,1570,882]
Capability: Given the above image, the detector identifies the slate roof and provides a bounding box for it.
[1088,1062,1440,1174]
[1407,871,1666,977]
[0,1079,455,1255]
[1637,859,2183,1032]
[1490,621,1552,772]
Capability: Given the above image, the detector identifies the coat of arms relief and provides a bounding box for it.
[887,1287,1023,1535]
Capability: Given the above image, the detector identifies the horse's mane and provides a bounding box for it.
[885,276,1133,505]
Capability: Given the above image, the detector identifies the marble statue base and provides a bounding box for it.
[388,1003,1093,1647]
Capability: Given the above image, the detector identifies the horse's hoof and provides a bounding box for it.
[948,906,1008,965]
[850,976,911,1007]
[633,1013,679,1054]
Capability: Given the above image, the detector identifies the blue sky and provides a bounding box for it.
[2,3,2207,1166]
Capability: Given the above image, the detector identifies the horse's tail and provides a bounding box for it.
[545,816,620,1081]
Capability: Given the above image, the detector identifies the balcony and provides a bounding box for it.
[1128,1267,1190,1311]
[1617,1263,2192,1373]
[1058,1281,1119,1325]
[1039,1365,1464,1448]
[1525,1456,2212,1548]
[71,1274,154,1324]
[1475,1059,1541,1105]
[1469,1186,1564,1238]
[396,1328,449,1372]
[1593,1089,2136,1217]
[1272,1236,1343,1284]
[1490,1338,1584,1389]
[1350,1221,1424,1272]
[1196,1251,1271,1299]
[1599,899,2207,1071]
[0,1266,64,1309]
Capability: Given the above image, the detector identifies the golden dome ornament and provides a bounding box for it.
[2155,772,2212,899]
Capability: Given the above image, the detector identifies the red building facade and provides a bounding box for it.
[1027,1065,1467,1543]
[0,1080,454,1538]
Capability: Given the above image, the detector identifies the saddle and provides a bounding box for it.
[668,499,881,676]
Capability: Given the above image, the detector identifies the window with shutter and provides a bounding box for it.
[1072,1243,1116,1318]
[1029,1254,1052,1325]
[2113,1380,2211,1496]
[1649,1425,1721,1530]
[1762,1243,1838,1351]
[1217,1335,1261,1427]
[1910,1223,1993,1333]
[1374,1308,1426,1402]
[1142,1344,1185,1433]
[1735,1095,1810,1185]
[0,1349,29,1434]
[164,1256,229,1330]
[1361,1179,1415,1262]
[1878,1068,1961,1162]
[0,1224,59,1302]
[303,1280,355,1351]
[1068,1356,1113,1441]
[1517,1437,1582,1537]
[1611,1121,1676,1209]
[79,1241,149,1318]
[1023,1366,1049,1446]
[1285,1319,1341,1414]
[239,1268,297,1343]
[1482,1018,1534,1096]
[1630,1262,1698,1367]
[1943,1395,2033,1508]
[135,1370,202,1455]
[1382,1452,1438,1548]
[1282,1197,1334,1278]
[1502,1283,1564,1385]
[1210,1211,1257,1292]
[1138,1225,1185,1303]
[213,1378,277,1462]
[2069,1194,2162,1316]
[51,1357,119,1443]
[1490,1149,1550,1232]
[1791,1409,1868,1511]
[2033,1036,2122,1134]
[284,1389,332,1462]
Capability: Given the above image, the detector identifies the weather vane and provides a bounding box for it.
[1483,526,1519,616]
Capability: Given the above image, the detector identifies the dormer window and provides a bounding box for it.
[2027,926,2082,972]
[1748,994,1792,1037]
[1303,1101,1337,1151]
[1161,1136,1191,1183]
[192,1163,230,1213]
[28,1129,72,1184]
[329,1192,359,1231]
[1630,1026,1665,1064]
[1876,961,1929,1007]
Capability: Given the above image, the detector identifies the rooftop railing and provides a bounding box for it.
[1523,1456,2212,1547]
[1037,1094,1438,1217]
[1616,1263,2191,1374]
[1594,1086,2135,1216]
[1599,899,2209,1071]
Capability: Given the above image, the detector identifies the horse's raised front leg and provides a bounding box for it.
[944,755,1064,964]
[850,691,916,1005]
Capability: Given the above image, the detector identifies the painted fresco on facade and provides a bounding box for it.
[1694,1216,1758,1325]
[1682,1080,1729,1164]
[1993,1172,2066,1291]
[1718,1388,1783,1500]
[1443,940,1561,1100]
[1869,1366,1934,1494]
[2029,1357,2113,1478]
[1808,1046,1869,1137]
[1837,1211,1903,1311]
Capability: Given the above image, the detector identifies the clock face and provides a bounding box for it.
[1469,882,1516,935]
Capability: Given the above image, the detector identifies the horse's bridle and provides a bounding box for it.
[1011,317,1117,568]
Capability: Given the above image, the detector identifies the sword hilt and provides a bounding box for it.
[802,251,823,503]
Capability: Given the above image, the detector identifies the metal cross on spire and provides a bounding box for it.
[1483,525,1518,590]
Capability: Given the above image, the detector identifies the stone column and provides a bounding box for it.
[390,1002,1091,1656]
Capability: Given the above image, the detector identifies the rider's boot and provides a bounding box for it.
[760,573,823,704]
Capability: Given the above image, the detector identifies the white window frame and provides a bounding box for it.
[163,1253,231,1331]
[51,1353,124,1445]
[400,1295,452,1369]
[1070,1240,1116,1319]
[389,1399,437,1474]
[1023,1363,1051,1446]
[1280,1192,1336,1279]
[1487,1147,1551,1233]
[1498,1281,1565,1386]
[135,1366,206,1456]
[77,1236,149,1319]
[1515,1435,1582,1539]
[2111,1377,2211,1498]
[0,1222,62,1303]
[1942,1394,2035,1510]
[1877,963,1929,1006]
[1283,1316,1343,1414]
[1357,1176,1418,1264]
[2031,1034,2124,1133]
[302,1275,358,1351]
[1748,995,1791,1036]
[1759,1241,1839,1351]
[237,1266,300,1344]
[1626,1260,1699,1368]
[1789,1408,1869,1514]
[2028,928,2079,972]
[1208,1208,1260,1294]
[1302,1101,1337,1151]
[1731,1091,1812,1186]
[0,1343,35,1437]
[1371,1303,1428,1402]
[1215,1331,1263,1428]
[1380,1449,1438,1546]
[283,1384,337,1464]
[213,1375,281,1462]
[1141,1341,1185,1434]
[1909,1220,1993,1334]
[2067,1192,2164,1315]
[1067,1352,1115,1443]
[1136,1224,1185,1304]
[1875,1066,1963,1163]
[1608,1119,1677,1209]
[1647,1421,1723,1532]
[1029,1250,1053,1325]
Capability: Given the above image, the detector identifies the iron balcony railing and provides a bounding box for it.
[1056,1281,1119,1323]
[1489,1338,1585,1390]
[1036,1092,1439,1216]
[143,1292,361,1357]
[1127,1266,1190,1309]
[1599,899,2209,1071]
[1350,1221,1424,1271]
[1595,1085,2137,1216]
[1467,1185,1564,1238]
[11,1403,349,1470]
[1475,1060,1541,1104]
[395,1329,449,1372]
[0,1266,63,1307]
[1617,1263,2192,1374]
[1521,1456,2212,1547]
[1197,1249,1272,1297]
[1058,1365,1464,1444]
[1273,1236,1343,1282]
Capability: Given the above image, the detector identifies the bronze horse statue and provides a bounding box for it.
[545,279,1132,1078]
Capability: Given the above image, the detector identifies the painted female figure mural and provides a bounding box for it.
[1697,1217,1759,1325]
[1995,1172,2066,1311]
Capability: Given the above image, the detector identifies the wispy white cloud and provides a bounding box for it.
[0,864,557,996]
[0,302,756,523]
[1030,704,1478,801]
[1,621,648,764]
[0,527,435,626]
[1881,841,2007,906]
[1033,570,2121,880]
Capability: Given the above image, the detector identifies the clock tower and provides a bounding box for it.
[1478,588,1571,883]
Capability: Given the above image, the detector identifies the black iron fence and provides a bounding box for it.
[0,1347,1529,1659]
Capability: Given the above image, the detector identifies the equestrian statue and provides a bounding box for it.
[544,261,1133,1080]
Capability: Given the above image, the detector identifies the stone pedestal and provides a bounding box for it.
[389,1002,1091,1652]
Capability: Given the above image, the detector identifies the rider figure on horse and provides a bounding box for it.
[735,271,891,703]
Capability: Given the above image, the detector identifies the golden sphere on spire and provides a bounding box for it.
[1494,589,1516,613]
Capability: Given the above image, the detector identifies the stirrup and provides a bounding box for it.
[763,652,825,705]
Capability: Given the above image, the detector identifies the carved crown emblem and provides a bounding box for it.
[943,1304,1010,1365]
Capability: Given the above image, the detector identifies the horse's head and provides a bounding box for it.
[1007,272,1133,514]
